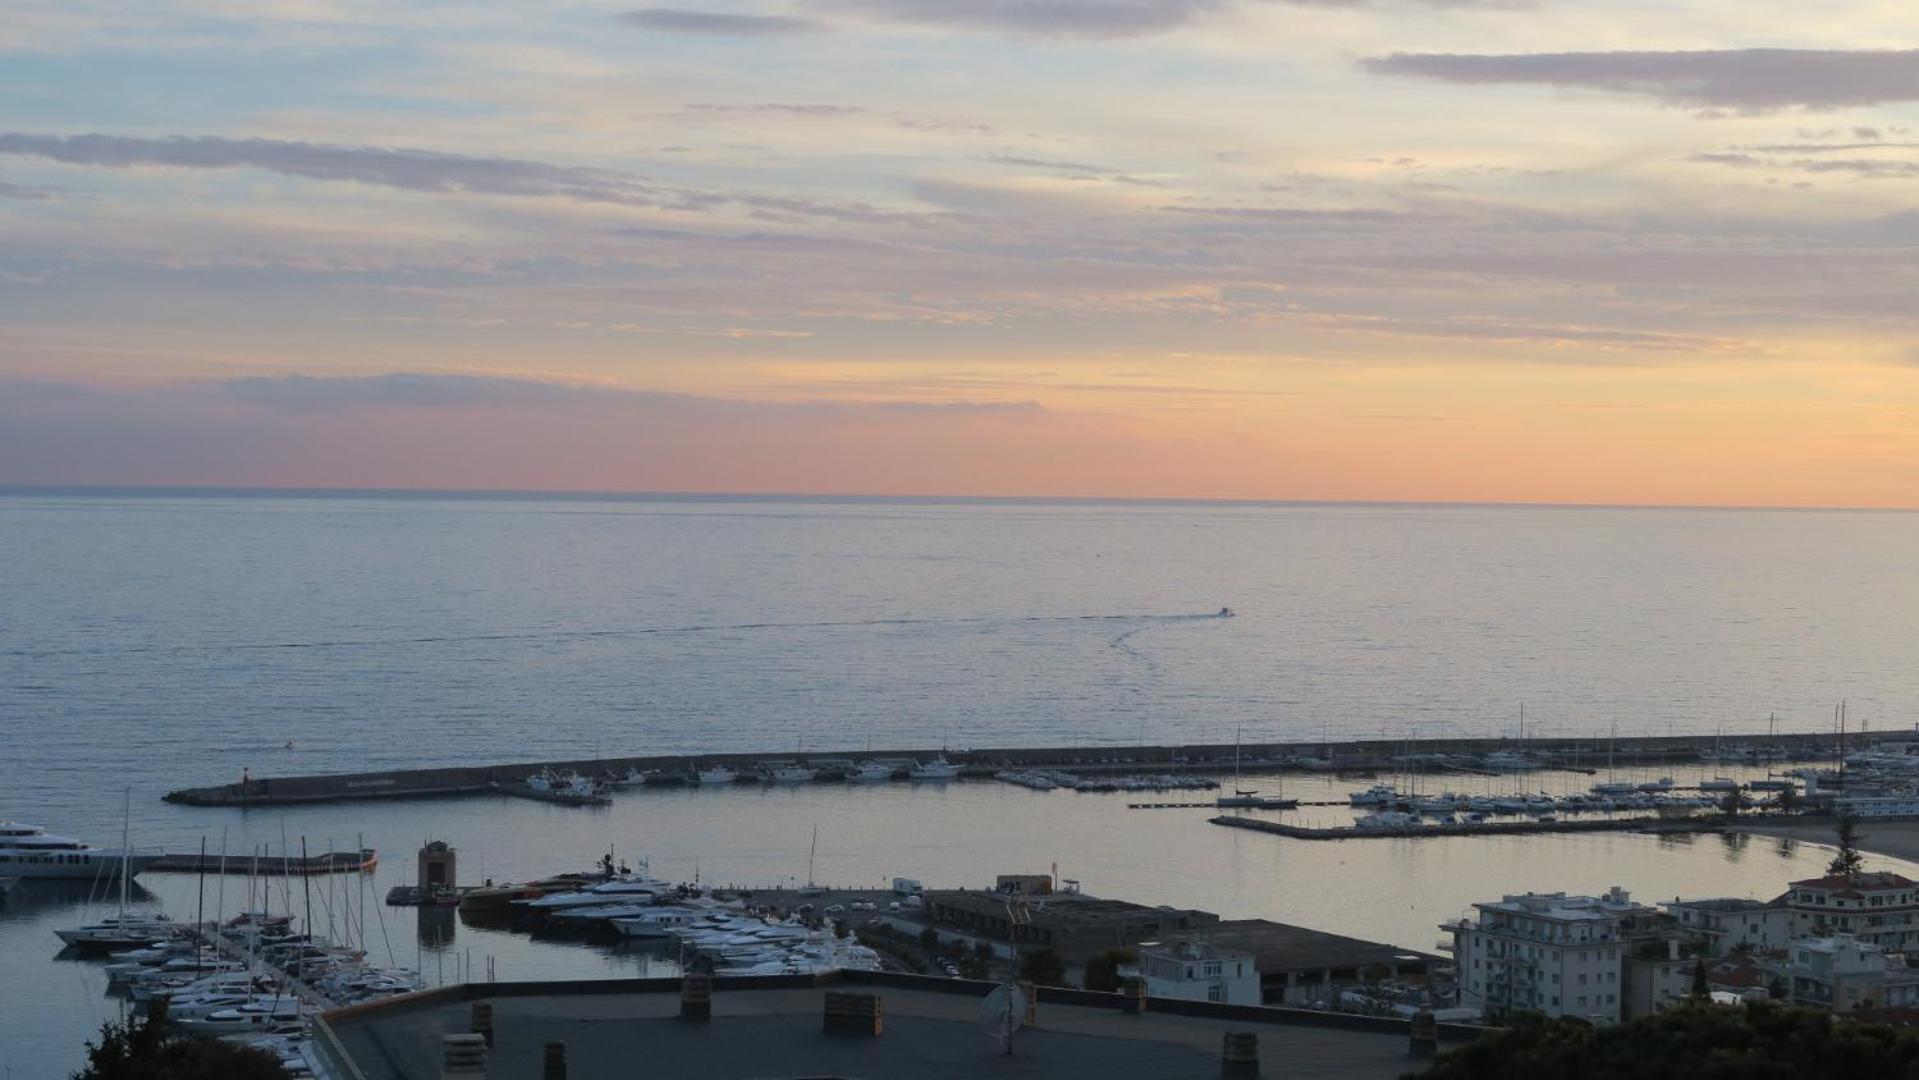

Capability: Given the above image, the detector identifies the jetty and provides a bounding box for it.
[161,729,1859,809]
[1208,813,1767,841]
[148,849,378,875]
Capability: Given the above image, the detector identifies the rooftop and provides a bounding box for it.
[1474,887,1648,923]
[315,972,1477,1080]
[1664,897,1779,914]
[1164,920,1432,976]
[1789,872,1917,893]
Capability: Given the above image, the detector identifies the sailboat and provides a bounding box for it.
[56,792,174,951]
[1216,729,1296,810]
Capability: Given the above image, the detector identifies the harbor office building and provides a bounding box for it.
[1447,887,1657,1025]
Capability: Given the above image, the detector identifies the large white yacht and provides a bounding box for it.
[0,822,162,880]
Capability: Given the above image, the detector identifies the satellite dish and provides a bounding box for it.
[980,983,1027,1052]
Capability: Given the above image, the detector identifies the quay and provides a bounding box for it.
[161,729,1861,808]
[148,849,378,875]
[1207,813,1763,841]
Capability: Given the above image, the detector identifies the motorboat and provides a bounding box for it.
[1348,784,1398,807]
[172,999,310,1038]
[765,764,817,785]
[0,821,162,880]
[1699,777,1739,791]
[1483,751,1540,772]
[848,761,896,783]
[1353,810,1419,831]
[1638,777,1674,792]
[696,765,738,785]
[908,757,963,781]
[522,769,610,805]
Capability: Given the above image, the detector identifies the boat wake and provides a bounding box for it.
[12,610,1235,657]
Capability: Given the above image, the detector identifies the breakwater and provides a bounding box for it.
[1208,812,1787,841]
[161,730,1859,808]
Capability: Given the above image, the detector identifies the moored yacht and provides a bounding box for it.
[1348,784,1398,807]
[848,761,896,783]
[696,765,739,785]
[765,764,817,785]
[0,822,162,880]
[907,757,963,781]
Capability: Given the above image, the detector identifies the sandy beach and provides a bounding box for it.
[1727,818,1919,867]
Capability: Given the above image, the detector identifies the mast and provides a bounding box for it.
[195,836,207,962]
[118,789,131,926]
[807,825,818,889]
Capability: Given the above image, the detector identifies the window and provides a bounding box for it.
[1208,985,1222,1003]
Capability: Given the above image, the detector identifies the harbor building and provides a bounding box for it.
[1136,941,1261,1005]
[1785,873,1919,953]
[1661,897,1793,956]
[308,971,1484,1079]
[1446,887,1654,1024]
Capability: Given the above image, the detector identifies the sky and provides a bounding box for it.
[3,1,1919,505]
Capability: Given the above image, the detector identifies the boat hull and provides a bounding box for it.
[3,852,163,880]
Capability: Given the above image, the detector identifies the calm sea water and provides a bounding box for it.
[4,490,1918,1074]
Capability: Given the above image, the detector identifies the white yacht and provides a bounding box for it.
[611,908,706,938]
[0,822,161,880]
[848,761,896,783]
[696,765,738,785]
[765,764,817,785]
[172,999,310,1038]
[56,914,176,950]
[1348,784,1398,807]
[907,757,963,781]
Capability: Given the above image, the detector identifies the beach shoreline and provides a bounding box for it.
[1726,817,1919,867]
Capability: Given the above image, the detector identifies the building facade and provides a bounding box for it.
[1448,887,1651,1024]
[1661,897,1792,957]
[1786,873,1919,953]
[1137,941,1261,1005]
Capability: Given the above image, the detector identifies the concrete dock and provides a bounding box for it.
[1208,812,1770,841]
[161,730,1855,808]
[149,848,378,875]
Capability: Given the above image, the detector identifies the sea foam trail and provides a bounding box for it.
[5,610,1233,657]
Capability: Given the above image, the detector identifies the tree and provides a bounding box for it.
[918,925,941,950]
[1018,948,1067,987]
[76,1002,290,1080]
[1690,958,1710,1000]
[1720,785,1751,817]
[1777,785,1802,813]
[1082,948,1138,992]
[1407,1001,1919,1080]
[974,941,994,963]
[1829,811,1867,878]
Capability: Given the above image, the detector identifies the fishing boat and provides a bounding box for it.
[765,764,817,785]
[696,765,739,785]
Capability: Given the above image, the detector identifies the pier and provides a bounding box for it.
[1208,812,1756,841]
[161,729,1859,808]
[148,849,378,875]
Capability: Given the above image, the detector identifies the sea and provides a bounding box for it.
[3,489,1917,1075]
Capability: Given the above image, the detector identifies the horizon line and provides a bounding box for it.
[1,482,1915,514]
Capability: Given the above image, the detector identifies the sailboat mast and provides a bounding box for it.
[118,789,131,924]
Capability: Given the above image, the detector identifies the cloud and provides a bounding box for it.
[684,103,864,116]
[0,132,914,224]
[0,132,666,207]
[1362,49,1919,112]
[0,179,55,200]
[814,0,1229,39]
[615,8,823,35]
[0,374,1209,497]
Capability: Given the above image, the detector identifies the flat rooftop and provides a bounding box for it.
[1181,920,1433,975]
[318,973,1469,1079]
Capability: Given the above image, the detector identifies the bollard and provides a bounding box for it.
[440,1033,487,1079]
[1409,1007,1438,1059]
[1221,1031,1260,1078]
[542,1040,567,1080]
[1120,978,1147,1015]
[681,972,714,1022]
[470,1001,494,1046]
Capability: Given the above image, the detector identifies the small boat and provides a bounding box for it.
[1699,777,1739,792]
[908,757,963,781]
[1637,777,1674,792]
[848,761,896,783]
[1217,607,1236,618]
[172,999,310,1038]
[1348,784,1398,807]
[765,764,817,785]
[696,765,738,785]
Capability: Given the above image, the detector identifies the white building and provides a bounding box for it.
[1784,934,1919,1011]
[1447,886,1651,1024]
[1661,897,1793,956]
[1786,872,1919,953]
[1136,941,1260,1005]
